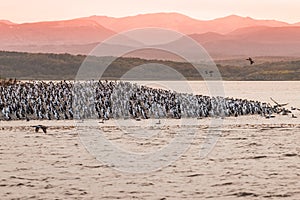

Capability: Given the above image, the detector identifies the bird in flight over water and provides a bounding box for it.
[270,97,289,108]
[32,125,48,133]
[246,57,255,65]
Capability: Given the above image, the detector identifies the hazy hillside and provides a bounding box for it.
[0,20,15,25]
[0,51,299,81]
[191,26,300,58]
[0,19,115,46]
[1,13,300,58]
[84,13,290,34]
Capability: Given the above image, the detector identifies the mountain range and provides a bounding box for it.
[1,13,300,58]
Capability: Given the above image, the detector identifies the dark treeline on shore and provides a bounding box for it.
[0,51,299,81]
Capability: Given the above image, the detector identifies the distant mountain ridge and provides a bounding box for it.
[82,13,294,34]
[0,20,15,25]
[0,18,115,46]
[1,13,300,58]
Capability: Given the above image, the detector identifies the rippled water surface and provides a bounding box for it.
[0,81,299,199]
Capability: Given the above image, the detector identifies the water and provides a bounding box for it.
[134,81,300,108]
[0,81,299,199]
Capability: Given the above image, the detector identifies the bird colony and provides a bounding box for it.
[0,80,293,121]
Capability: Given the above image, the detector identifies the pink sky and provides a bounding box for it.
[1,0,300,23]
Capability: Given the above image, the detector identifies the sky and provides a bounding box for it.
[1,0,300,24]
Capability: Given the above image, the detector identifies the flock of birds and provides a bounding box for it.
[1,80,298,130]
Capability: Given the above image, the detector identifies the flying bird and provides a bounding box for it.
[246,57,255,65]
[32,125,48,133]
[270,97,289,107]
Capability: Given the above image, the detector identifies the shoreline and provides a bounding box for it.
[1,115,299,129]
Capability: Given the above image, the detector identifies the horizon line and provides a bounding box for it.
[1,12,299,25]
